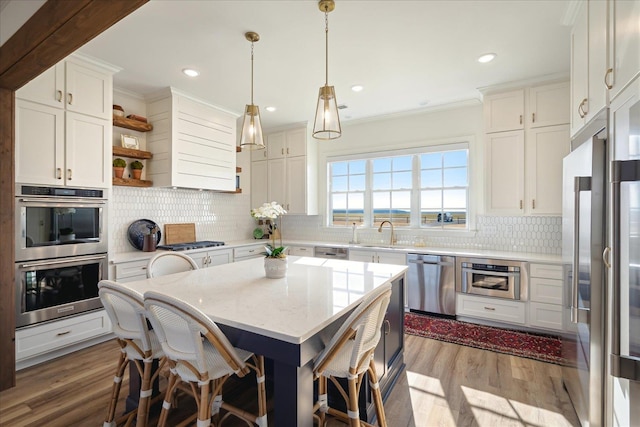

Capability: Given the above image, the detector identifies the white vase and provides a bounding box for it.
[264,257,287,279]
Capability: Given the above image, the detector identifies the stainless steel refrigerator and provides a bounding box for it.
[562,117,607,427]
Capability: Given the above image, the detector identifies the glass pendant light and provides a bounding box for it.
[239,31,265,150]
[313,0,341,140]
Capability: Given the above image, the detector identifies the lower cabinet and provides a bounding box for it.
[456,293,527,325]
[287,245,314,256]
[190,248,233,268]
[233,244,265,261]
[15,309,112,370]
[114,258,148,282]
[528,263,564,331]
[349,248,406,265]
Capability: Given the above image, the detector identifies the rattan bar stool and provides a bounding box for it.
[98,280,167,427]
[313,284,392,427]
[143,290,268,427]
[146,252,199,278]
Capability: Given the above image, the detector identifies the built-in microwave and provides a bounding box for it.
[15,184,107,261]
[457,257,528,301]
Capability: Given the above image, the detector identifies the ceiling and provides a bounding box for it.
[77,0,574,130]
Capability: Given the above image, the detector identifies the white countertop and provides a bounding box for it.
[119,256,408,344]
[111,239,562,265]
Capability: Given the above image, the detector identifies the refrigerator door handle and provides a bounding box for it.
[610,159,640,382]
[571,176,592,324]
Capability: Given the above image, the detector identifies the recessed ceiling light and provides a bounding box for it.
[418,100,430,106]
[265,106,276,112]
[351,85,364,92]
[182,68,199,77]
[477,53,496,63]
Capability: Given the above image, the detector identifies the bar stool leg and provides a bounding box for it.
[157,371,179,427]
[347,372,360,427]
[104,352,128,427]
[368,359,387,427]
[135,358,154,427]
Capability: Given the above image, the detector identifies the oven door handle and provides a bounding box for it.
[461,267,519,278]
[19,255,106,269]
[18,197,107,204]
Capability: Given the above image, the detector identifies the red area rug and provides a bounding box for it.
[404,312,566,365]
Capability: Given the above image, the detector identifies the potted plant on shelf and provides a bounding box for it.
[251,202,288,278]
[113,158,126,179]
[130,160,144,180]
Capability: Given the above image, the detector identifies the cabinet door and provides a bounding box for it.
[587,0,608,120]
[15,100,64,186]
[209,250,232,266]
[251,160,269,209]
[377,252,406,265]
[529,82,570,128]
[250,147,268,162]
[349,249,375,263]
[268,157,286,208]
[286,127,307,157]
[65,60,112,119]
[526,125,570,215]
[65,112,110,188]
[570,2,588,137]
[15,63,65,108]
[286,156,307,214]
[485,130,525,214]
[484,90,524,133]
[266,131,286,160]
[609,0,640,100]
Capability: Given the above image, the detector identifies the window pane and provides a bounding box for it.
[444,167,467,187]
[443,150,467,167]
[443,189,467,209]
[421,170,442,187]
[349,160,366,174]
[421,190,442,209]
[421,153,442,169]
[393,156,412,171]
[348,192,364,210]
[373,158,391,173]
[372,192,390,209]
[332,162,348,176]
[393,171,412,189]
[332,176,347,192]
[349,174,365,191]
[373,173,391,190]
[332,193,346,209]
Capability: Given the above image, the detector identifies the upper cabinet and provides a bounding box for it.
[608,0,640,101]
[484,81,570,216]
[250,125,318,215]
[15,54,115,188]
[146,88,238,192]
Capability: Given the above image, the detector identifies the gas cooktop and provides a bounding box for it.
[156,241,225,251]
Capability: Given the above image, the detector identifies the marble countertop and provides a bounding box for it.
[111,239,562,264]
[119,256,407,344]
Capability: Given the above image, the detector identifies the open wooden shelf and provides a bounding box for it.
[112,177,153,187]
[113,115,153,132]
[113,146,152,159]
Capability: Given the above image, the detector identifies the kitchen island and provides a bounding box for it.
[120,256,407,426]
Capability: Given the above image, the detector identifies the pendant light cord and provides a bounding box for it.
[250,40,255,105]
[325,8,329,86]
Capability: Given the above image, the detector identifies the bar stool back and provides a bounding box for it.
[143,290,267,427]
[313,284,392,427]
[146,252,198,278]
[98,280,166,427]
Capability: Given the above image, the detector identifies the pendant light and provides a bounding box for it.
[239,31,265,151]
[313,0,341,140]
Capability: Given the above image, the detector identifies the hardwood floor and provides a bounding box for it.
[0,334,579,426]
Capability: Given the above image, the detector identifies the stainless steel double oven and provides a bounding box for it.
[14,185,108,328]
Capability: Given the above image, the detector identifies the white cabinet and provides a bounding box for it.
[250,125,318,215]
[233,244,265,261]
[16,310,112,369]
[528,263,564,331]
[114,259,149,283]
[570,0,608,137]
[190,248,233,268]
[15,55,114,188]
[484,82,570,215]
[456,294,526,325]
[287,245,314,257]
[608,0,640,101]
[349,248,406,265]
[146,88,238,191]
[483,89,525,133]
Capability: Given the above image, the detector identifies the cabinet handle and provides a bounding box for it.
[67,169,72,180]
[519,200,523,209]
[604,68,613,90]
[377,255,380,263]
[281,148,284,155]
[578,98,588,118]
[67,93,73,105]
[56,168,62,179]
[603,246,611,269]
[56,330,71,336]
[286,148,289,155]
[56,90,63,102]
[532,199,536,209]
[532,113,535,123]
[483,307,496,311]
[384,319,391,335]
[519,115,523,125]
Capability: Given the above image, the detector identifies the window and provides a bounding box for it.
[328,145,468,229]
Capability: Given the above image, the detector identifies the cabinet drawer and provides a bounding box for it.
[16,310,111,361]
[456,294,526,325]
[289,246,313,256]
[115,259,148,282]
[234,244,265,260]
[529,302,563,331]
[530,263,563,280]
[529,277,563,305]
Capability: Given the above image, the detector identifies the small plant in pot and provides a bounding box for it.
[59,227,75,242]
[130,160,144,180]
[113,158,126,179]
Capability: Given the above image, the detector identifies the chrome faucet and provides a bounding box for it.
[378,220,396,246]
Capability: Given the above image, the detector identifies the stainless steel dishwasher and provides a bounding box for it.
[407,253,456,316]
